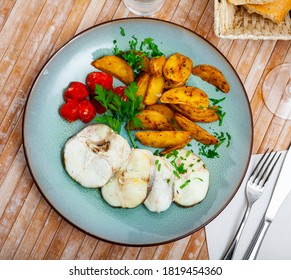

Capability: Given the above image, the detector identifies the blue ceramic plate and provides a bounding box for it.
[23,18,253,246]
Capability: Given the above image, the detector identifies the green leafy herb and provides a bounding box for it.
[94,82,143,148]
[209,97,226,105]
[120,26,125,37]
[198,131,232,159]
[113,28,164,76]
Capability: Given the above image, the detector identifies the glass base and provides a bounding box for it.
[123,0,164,16]
[262,63,291,120]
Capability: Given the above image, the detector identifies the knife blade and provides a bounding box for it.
[243,144,291,259]
[265,144,291,222]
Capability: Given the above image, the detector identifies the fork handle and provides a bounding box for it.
[221,205,251,260]
[243,218,271,260]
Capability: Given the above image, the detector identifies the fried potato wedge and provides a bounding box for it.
[149,56,167,77]
[170,104,219,122]
[174,113,218,145]
[160,138,192,155]
[135,131,191,148]
[135,72,150,102]
[145,104,174,124]
[192,64,230,93]
[127,109,174,131]
[144,75,165,106]
[163,53,193,84]
[160,86,209,107]
[91,55,134,85]
[164,79,186,90]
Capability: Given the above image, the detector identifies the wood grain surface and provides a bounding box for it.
[0,0,290,260]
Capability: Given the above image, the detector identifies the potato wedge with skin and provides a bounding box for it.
[160,138,192,155]
[135,72,150,102]
[91,55,134,85]
[163,53,193,84]
[174,113,218,145]
[136,131,191,148]
[170,104,219,122]
[160,86,209,107]
[145,104,175,124]
[144,75,165,106]
[149,56,167,77]
[127,109,174,131]
[192,64,230,93]
[164,79,186,90]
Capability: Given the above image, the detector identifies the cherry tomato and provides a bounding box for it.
[64,81,89,101]
[113,86,128,101]
[89,95,107,114]
[59,99,79,122]
[78,99,96,123]
[86,72,113,92]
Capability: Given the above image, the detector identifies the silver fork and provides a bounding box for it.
[221,149,281,260]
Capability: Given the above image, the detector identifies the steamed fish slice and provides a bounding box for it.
[64,136,113,188]
[144,156,174,213]
[104,133,131,172]
[63,124,130,188]
[166,149,209,207]
[101,149,155,208]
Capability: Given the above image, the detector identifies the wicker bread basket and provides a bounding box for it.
[214,0,291,40]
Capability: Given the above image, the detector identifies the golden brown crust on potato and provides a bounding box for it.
[135,131,191,148]
[144,75,165,106]
[170,104,219,123]
[91,55,134,85]
[174,113,219,145]
[160,86,209,107]
[163,53,193,84]
[127,109,174,131]
[192,64,230,93]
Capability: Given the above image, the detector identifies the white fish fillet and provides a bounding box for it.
[63,124,131,188]
[101,149,155,208]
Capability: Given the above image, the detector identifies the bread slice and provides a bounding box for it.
[244,0,291,23]
[227,0,275,4]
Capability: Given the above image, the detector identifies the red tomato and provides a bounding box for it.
[59,99,79,122]
[86,72,113,92]
[78,99,96,123]
[64,81,89,101]
[113,86,128,101]
[89,95,107,114]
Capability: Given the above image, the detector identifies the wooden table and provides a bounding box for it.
[0,0,290,260]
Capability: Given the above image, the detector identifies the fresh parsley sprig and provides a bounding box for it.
[94,82,143,148]
[113,27,164,77]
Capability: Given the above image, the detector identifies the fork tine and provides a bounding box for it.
[250,148,272,183]
[259,152,281,187]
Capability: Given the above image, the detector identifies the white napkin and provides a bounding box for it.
[205,151,291,260]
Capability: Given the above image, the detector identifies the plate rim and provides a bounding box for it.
[22,17,254,247]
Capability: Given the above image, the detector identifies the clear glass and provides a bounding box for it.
[262,63,291,120]
[123,0,165,16]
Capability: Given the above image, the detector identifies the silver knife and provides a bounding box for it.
[243,144,291,260]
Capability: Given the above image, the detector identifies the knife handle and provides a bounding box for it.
[243,218,271,260]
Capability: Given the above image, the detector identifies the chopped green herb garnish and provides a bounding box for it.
[209,97,226,105]
[120,26,125,37]
[180,179,191,189]
[194,177,203,182]
[158,163,161,172]
[198,130,231,159]
[216,107,226,126]
[153,149,160,156]
[173,170,180,178]
[94,82,143,148]
[113,29,164,76]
